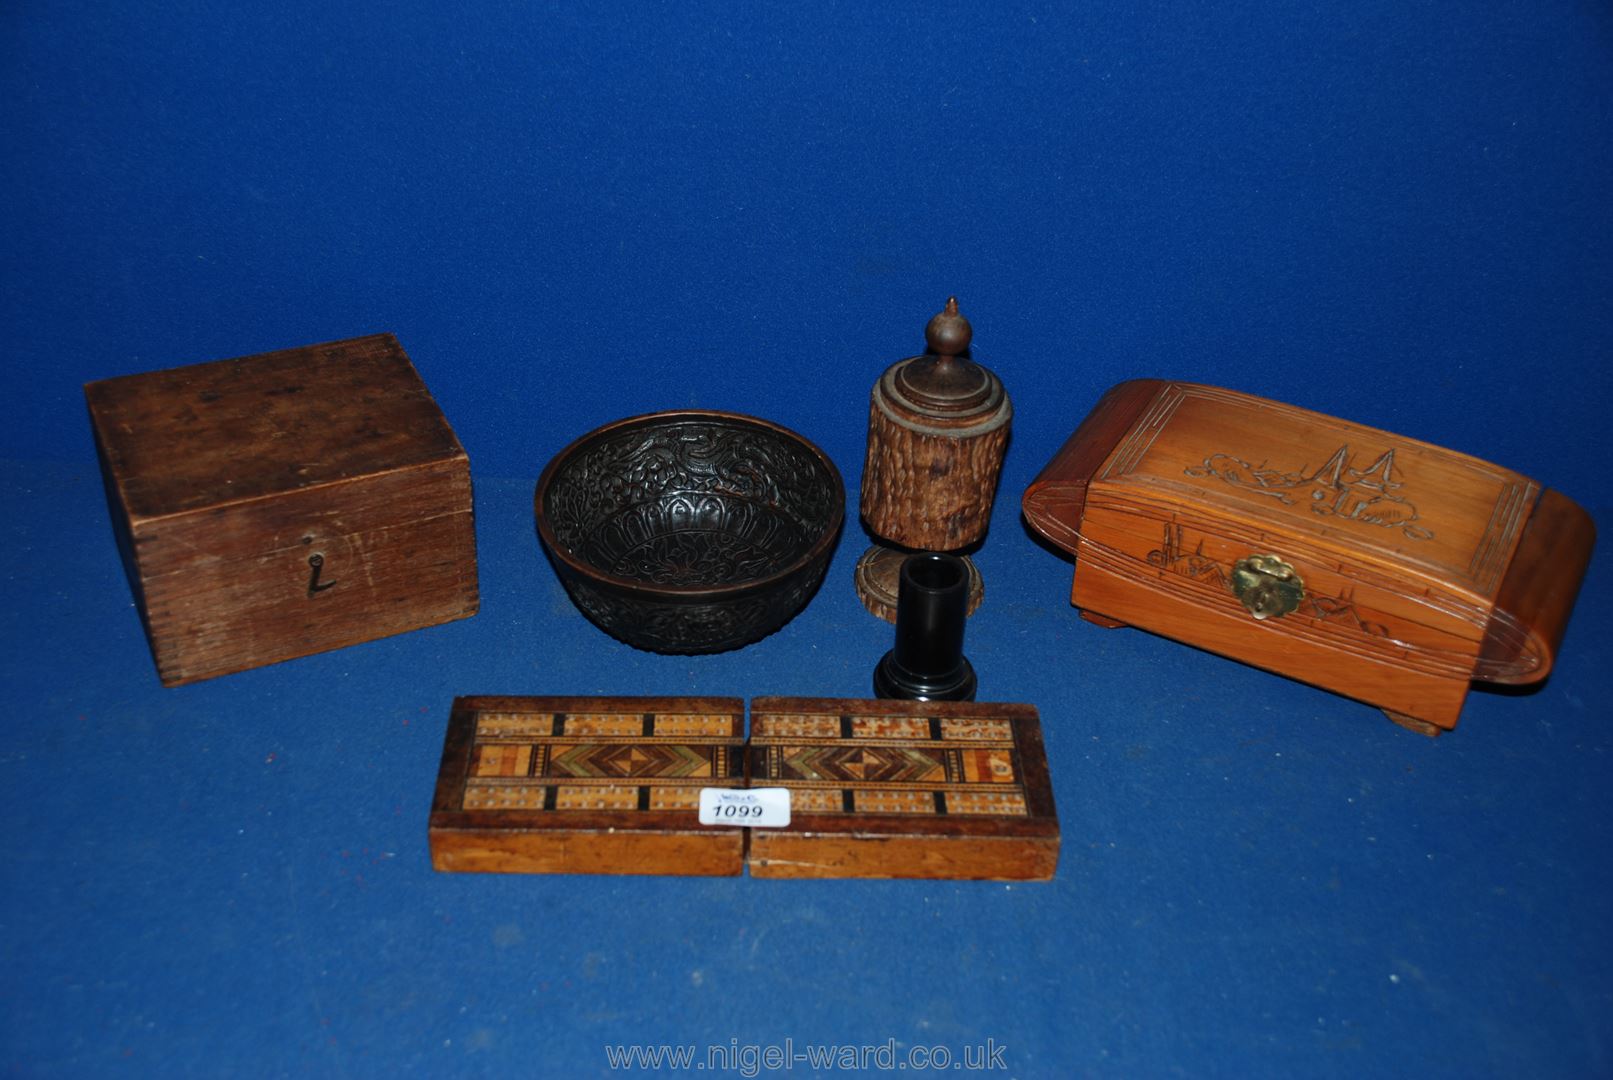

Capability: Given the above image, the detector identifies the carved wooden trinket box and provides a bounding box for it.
[86,334,478,685]
[1023,380,1595,735]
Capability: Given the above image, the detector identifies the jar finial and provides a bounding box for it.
[924,296,972,359]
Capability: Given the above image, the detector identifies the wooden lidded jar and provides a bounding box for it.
[856,298,1011,621]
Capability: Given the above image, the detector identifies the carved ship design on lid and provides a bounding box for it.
[1185,444,1433,541]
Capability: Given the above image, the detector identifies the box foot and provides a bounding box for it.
[1383,710,1444,738]
[1079,610,1128,630]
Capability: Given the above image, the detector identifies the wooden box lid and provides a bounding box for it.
[86,333,465,522]
[1039,381,1541,601]
[429,697,748,876]
[746,697,1059,880]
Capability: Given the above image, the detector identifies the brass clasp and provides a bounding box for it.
[1231,555,1304,619]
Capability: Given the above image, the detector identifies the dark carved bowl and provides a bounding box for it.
[535,411,844,653]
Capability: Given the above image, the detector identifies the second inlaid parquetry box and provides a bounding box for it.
[747,697,1059,880]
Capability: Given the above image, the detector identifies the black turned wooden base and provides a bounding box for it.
[856,545,983,624]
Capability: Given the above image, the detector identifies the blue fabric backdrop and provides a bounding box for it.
[3,2,1610,1076]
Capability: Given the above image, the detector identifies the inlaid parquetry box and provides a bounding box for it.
[429,696,748,875]
[429,696,1061,879]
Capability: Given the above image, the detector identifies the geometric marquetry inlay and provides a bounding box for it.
[750,706,1033,818]
[457,703,744,813]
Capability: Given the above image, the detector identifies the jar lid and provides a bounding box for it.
[892,297,996,413]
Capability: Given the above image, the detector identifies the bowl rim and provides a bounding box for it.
[534,409,846,600]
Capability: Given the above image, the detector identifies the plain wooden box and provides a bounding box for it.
[86,333,479,686]
[746,697,1060,880]
[1023,380,1596,735]
[429,696,749,876]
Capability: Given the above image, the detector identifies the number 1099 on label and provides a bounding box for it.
[698,787,790,828]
